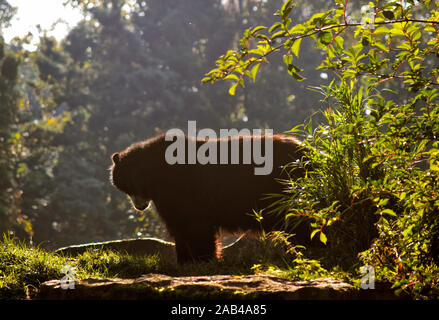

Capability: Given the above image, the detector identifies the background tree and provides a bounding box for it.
[0,0,28,238]
[0,37,21,236]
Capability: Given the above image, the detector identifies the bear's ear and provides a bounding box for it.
[112,153,120,164]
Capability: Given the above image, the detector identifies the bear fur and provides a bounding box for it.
[110,133,311,263]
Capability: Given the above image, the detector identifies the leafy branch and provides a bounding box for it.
[203,0,439,95]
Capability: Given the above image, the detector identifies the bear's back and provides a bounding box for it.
[139,134,307,232]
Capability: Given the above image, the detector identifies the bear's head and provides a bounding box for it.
[110,152,151,211]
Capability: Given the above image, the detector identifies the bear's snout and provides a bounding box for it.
[130,196,151,211]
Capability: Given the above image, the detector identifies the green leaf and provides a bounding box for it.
[283,6,294,20]
[290,70,305,81]
[254,34,270,42]
[319,31,332,45]
[310,12,327,24]
[289,24,305,35]
[374,41,389,52]
[269,22,282,33]
[250,64,260,82]
[425,25,436,33]
[287,62,302,73]
[281,0,293,14]
[390,27,405,37]
[248,47,265,56]
[285,58,305,81]
[411,30,421,41]
[291,38,302,57]
[224,74,239,81]
[283,54,293,66]
[280,0,295,19]
[310,229,319,240]
[271,30,286,40]
[251,26,267,34]
[403,225,414,238]
[334,35,344,50]
[327,217,338,226]
[374,26,390,35]
[382,209,396,217]
[430,161,439,171]
[228,82,238,96]
[319,231,327,245]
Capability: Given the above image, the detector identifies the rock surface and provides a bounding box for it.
[54,236,253,262]
[55,238,176,261]
[54,236,283,262]
[49,238,402,300]
[37,274,399,300]
[38,274,350,300]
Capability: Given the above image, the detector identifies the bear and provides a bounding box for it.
[110,132,312,264]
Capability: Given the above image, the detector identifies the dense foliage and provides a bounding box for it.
[205,0,439,298]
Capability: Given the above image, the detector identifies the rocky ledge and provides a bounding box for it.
[37,274,399,300]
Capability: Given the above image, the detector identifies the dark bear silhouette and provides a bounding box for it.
[110,133,311,263]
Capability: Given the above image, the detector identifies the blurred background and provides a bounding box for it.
[0,0,332,248]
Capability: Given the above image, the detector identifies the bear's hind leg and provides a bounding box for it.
[174,228,217,264]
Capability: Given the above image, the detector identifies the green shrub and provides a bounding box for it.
[205,0,439,299]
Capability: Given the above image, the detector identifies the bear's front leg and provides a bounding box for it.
[173,228,217,264]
